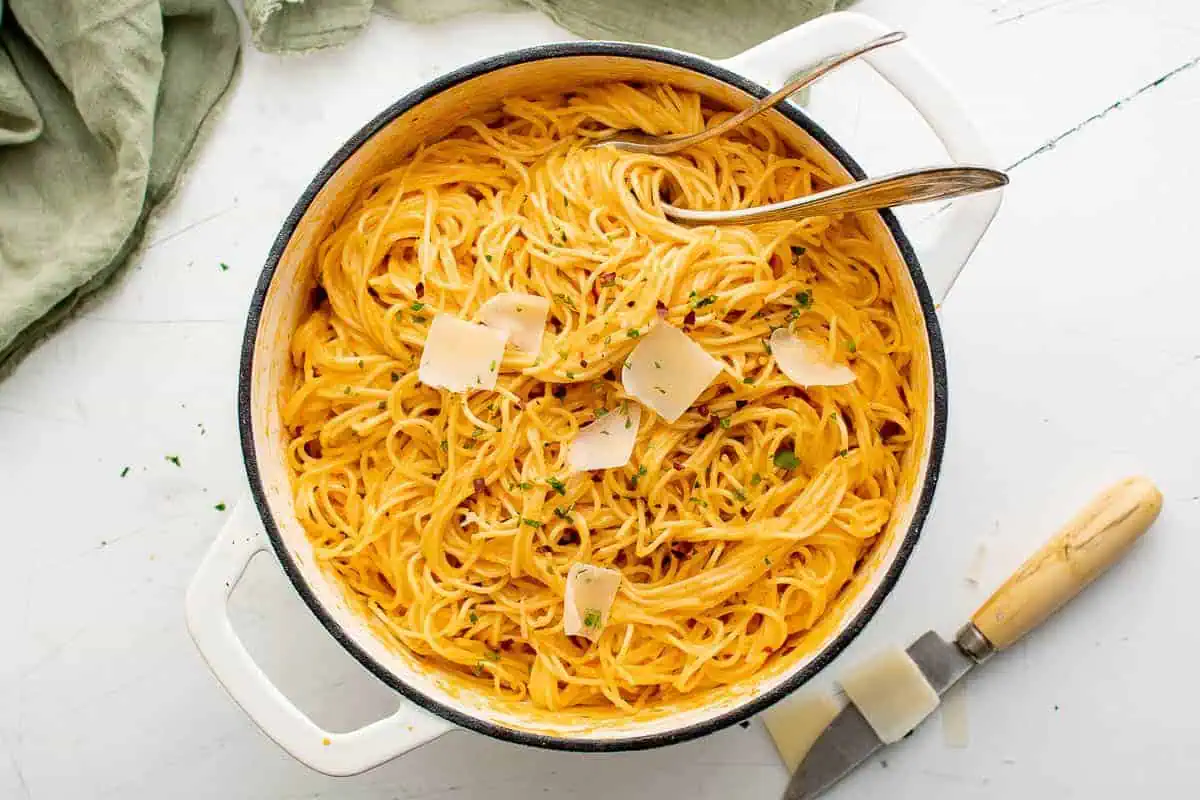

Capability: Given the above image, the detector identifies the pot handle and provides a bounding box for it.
[185,501,454,776]
[719,11,1003,304]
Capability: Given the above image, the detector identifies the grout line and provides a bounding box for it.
[1006,54,1200,170]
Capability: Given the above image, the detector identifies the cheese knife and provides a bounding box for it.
[784,476,1163,799]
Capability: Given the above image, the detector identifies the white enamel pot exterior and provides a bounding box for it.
[186,11,1002,776]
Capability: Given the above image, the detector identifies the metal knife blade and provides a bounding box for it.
[783,630,977,800]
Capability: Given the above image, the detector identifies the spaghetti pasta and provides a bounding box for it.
[282,81,922,714]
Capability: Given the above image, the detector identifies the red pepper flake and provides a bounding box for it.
[673,460,686,471]
[696,404,710,417]
[656,300,668,320]
[558,528,580,545]
[599,272,617,287]
[670,541,694,559]
[473,478,486,494]
[414,281,424,297]
[683,310,696,327]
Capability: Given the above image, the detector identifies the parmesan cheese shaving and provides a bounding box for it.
[839,646,940,744]
[622,324,723,422]
[763,688,845,772]
[418,313,509,392]
[563,563,621,640]
[770,328,856,387]
[566,404,641,471]
[477,292,550,354]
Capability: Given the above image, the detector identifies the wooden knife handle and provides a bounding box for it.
[970,476,1162,651]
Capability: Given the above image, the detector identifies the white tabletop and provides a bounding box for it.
[3,0,1199,797]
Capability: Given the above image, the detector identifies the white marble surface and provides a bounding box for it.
[3,0,1200,797]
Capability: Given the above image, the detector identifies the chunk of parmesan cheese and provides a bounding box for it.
[477,292,550,354]
[839,646,940,744]
[622,324,723,423]
[563,563,622,640]
[418,313,508,392]
[567,404,641,472]
[770,328,856,387]
[763,688,845,772]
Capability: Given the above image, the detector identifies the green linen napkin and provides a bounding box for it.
[0,0,842,376]
[248,0,848,60]
[0,0,239,376]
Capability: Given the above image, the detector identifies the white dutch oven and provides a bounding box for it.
[186,11,1002,776]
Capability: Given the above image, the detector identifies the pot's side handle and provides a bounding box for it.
[719,11,1003,304]
[185,501,454,776]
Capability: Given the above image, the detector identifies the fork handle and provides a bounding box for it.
[663,165,1007,226]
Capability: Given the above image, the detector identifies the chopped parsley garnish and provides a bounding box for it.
[410,301,425,312]
[690,294,717,309]
[718,416,732,430]
[469,612,479,624]
[764,556,773,566]
[521,518,543,528]
[554,293,577,310]
[515,481,533,490]
[219,262,230,271]
[654,385,668,395]
[625,417,632,430]
[846,339,857,353]
[546,476,567,495]
[566,370,576,379]
[750,473,762,486]
[791,245,807,261]
[357,359,364,369]
[795,290,813,309]
[839,448,849,457]
[412,315,427,324]
[630,464,649,490]
[119,467,130,478]
[773,449,800,470]
[787,307,802,321]
[626,329,640,339]
[653,360,662,369]
[582,609,602,629]
[440,439,449,451]
[743,376,754,384]
[343,386,351,395]
[489,360,497,371]
[594,407,609,418]
[732,488,747,502]
[554,505,574,520]
[215,502,227,511]
[165,455,181,467]
[484,255,493,262]
[486,649,501,662]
